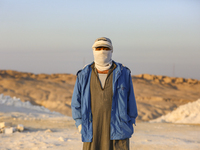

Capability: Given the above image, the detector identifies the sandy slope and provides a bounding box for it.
[0,70,200,121]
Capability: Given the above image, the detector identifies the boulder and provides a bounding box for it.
[17,124,24,132]
[187,78,198,84]
[143,74,155,80]
[0,122,12,128]
[4,127,14,134]
[175,78,184,84]
[157,75,164,80]
[37,74,49,79]
[134,74,143,79]
[163,77,172,83]
[154,78,160,83]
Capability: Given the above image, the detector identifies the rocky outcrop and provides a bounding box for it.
[0,70,76,84]
[1,70,200,121]
[0,70,76,116]
[133,74,200,85]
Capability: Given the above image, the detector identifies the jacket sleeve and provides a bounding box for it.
[71,75,82,127]
[127,72,138,125]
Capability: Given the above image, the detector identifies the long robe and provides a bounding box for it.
[83,63,129,150]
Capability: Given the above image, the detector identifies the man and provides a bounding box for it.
[71,37,138,150]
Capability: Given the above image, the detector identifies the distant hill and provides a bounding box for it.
[0,70,200,121]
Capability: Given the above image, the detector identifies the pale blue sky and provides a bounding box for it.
[0,0,200,79]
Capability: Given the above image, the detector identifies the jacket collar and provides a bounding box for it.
[112,61,123,84]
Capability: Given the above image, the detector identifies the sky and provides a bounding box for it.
[0,0,200,79]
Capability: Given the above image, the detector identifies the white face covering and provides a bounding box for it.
[93,50,113,71]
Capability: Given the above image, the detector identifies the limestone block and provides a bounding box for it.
[157,75,164,80]
[134,74,143,78]
[187,78,198,84]
[163,77,172,83]
[175,78,184,84]
[143,74,155,80]
[45,129,52,133]
[154,78,160,83]
[0,122,12,128]
[17,124,24,132]
[4,127,14,134]
[37,74,48,79]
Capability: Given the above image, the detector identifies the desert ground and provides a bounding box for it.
[0,70,200,150]
[0,100,200,150]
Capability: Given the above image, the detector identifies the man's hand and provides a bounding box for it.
[78,124,82,133]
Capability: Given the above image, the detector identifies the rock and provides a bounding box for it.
[134,74,143,78]
[157,75,164,80]
[187,78,198,84]
[0,128,4,133]
[17,124,24,132]
[21,74,28,78]
[30,74,36,78]
[163,77,172,83]
[37,74,49,79]
[5,70,15,76]
[0,122,12,128]
[143,74,155,80]
[59,137,65,142]
[154,78,160,83]
[175,78,184,84]
[150,97,164,101]
[45,129,52,133]
[4,127,14,134]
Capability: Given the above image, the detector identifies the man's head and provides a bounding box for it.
[92,37,113,52]
[92,37,113,71]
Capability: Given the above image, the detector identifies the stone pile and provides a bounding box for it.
[133,74,200,84]
[0,122,24,134]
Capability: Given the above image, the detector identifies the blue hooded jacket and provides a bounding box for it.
[71,61,138,142]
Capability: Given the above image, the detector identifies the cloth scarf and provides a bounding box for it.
[92,40,113,71]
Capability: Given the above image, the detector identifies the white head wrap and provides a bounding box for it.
[92,37,113,71]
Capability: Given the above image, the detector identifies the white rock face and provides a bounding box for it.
[0,94,54,113]
[4,127,14,134]
[0,94,72,121]
[150,99,200,124]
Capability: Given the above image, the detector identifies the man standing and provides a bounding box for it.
[71,37,138,150]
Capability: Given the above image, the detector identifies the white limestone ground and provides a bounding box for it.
[0,94,72,121]
[0,94,200,150]
[150,99,200,124]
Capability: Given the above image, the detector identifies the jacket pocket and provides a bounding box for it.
[119,114,133,135]
[117,83,128,97]
[120,121,133,134]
